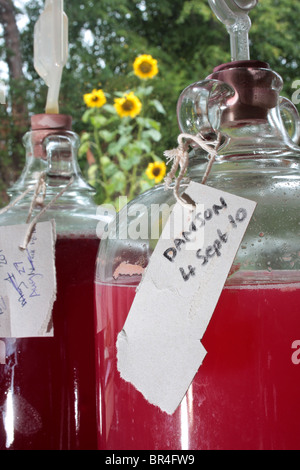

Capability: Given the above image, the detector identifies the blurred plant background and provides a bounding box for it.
[0,0,300,206]
[80,55,167,207]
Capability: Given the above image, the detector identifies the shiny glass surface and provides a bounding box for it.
[95,64,300,450]
[0,119,103,449]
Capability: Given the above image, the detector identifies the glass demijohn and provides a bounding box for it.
[0,114,104,450]
[94,58,300,450]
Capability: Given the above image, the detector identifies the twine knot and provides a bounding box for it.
[163,132,222,209]
[0,172,74,250]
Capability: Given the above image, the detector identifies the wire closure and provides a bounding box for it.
[0,172,74,250]
[163,131,222,210]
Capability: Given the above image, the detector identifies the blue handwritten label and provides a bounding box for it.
[0,221,56,338]
[0,295,7,315]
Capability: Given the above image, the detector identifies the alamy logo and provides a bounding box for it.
[291,80,300,105]
[95,196,207,244]
[291,340,300,365]
[95,194,240,249]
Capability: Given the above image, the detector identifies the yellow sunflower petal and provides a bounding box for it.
[114,91,142,118]
[133,54,158,80]
[83,88,106,108]
[145,162,155,180]
[146,161,166,184]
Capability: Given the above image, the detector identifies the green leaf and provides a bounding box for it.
[108,134,132,155]
[110,170,126,192]
[136,116,161,131]
[136,85,153,97]
[100,156,111,166]
[140,179,154,193]
[78,141,90,158]
[102,104,117,114]
[99,129,118,142]
[100,156,118,177]
[119,153,141,171]
[80,131,91,142]
[150,99,166,114]
[114,90,126,97]
[82,109,94,123]
[117,119,134,134]
[142,128,162,142]
[87,164,98,186]
[105,182,118,197]
[104,162,118,177]
[129,140,151,153]
[91,114,108,128]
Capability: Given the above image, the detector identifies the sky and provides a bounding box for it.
[0,0,31,82]
[15,0,31,26]
[1,0,92,79]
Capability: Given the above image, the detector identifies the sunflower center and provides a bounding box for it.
[122,99,134,111]
[92,96,99,102]
[152,167,161,177]
[139,61,152,73]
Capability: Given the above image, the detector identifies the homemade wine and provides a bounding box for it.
[0,236,99,450]
[95,277,300,450]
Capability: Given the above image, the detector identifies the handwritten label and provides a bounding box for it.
[117,182,256,415]
[0,221,57,337]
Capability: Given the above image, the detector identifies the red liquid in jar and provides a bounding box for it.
[0,236,99,450]
[95,278,300,450]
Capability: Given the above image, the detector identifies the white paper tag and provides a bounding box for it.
[117,182,257,415]
[0,340,5,364]
[0,221,57,338]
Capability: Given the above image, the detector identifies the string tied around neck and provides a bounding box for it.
[164,131,222,209]
[0,172,74,249]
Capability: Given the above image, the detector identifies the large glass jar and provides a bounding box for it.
[0,114,107,450]
[95,61,300,450]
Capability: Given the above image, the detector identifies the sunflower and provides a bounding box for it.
[114,91,142,118]
[84,89,106,108]
[146,161,166,184]
[133,54,158,80]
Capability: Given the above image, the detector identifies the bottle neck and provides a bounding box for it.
[1,114,101,237]
[188,114,300,179]
[214,105,300,161]
[8,116,93,198]
[191,61,300,164]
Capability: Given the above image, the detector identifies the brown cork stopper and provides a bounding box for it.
[30,114,72,158]
[207,60,282,124]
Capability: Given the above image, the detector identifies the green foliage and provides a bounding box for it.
[250,0,300,92]
[79,78,166,207]
[1,0,300,206]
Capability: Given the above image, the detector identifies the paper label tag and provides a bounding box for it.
[117,182,257,414]
[0,221,57,338]
[0,340,5,364]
